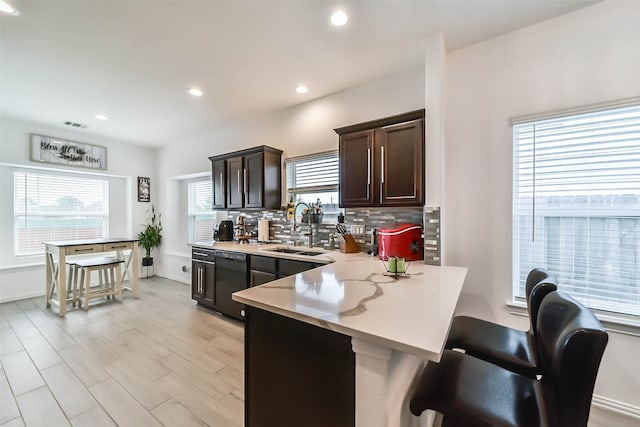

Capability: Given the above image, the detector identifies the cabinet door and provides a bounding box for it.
[339,130,375,207]
[202,261,216,306]
[244,152,264,208]
[278,259,318,277]
[245,307,355,427]
[192,260,215,306]
[379,119,424,206]
[191,260,203,302]
[211,159,226,209]
[227,156,244,208]
[250,270,277,286]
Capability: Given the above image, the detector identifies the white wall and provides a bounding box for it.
[155,67,426,282]
[444,0,640,414]
[0,116,157,301]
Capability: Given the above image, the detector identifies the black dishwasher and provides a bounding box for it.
[215,250,248,320]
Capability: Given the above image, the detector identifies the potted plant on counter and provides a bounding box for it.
[138,204,163,267]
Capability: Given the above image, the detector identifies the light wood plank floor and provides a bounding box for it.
[0,277,244,427]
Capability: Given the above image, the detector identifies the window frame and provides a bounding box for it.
[187,177,216,243]
[511,97,640,322]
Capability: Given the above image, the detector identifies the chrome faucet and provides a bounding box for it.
[293,201,313,248]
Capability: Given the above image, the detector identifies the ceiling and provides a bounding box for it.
[0,0,599,148]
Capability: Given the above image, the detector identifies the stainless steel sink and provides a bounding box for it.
[268,248,303,254]
[295,251,325,256]
[260,246,327,256]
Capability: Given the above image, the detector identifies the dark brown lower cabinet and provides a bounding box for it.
[245,307,355,427]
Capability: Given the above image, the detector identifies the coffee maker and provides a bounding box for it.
[214,220,234,241]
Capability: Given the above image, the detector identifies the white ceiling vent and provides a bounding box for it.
[63,120,88,129]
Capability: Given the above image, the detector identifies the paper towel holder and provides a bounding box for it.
[258,219,270,243]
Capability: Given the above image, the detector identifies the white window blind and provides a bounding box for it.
[14,171,108,255]
[513,103,640,317]
[285,151,340,221]
[286,151,339,192]
[188,179,216,242]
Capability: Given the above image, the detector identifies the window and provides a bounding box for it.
[188,179,216,242]
[14,171,109,255]
[513,101,640,317]
[286,151,340,222]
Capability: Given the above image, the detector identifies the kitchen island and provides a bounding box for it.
[233,258,467,427]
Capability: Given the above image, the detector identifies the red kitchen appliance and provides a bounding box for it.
[378,224,423,261]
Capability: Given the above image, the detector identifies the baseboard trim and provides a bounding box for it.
[592,394,640,420]
[160,272,190,285]
[0,263,44,273]
[0,290,44,304]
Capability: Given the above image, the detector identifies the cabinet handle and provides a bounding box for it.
[237,170,241,194]
[367,148,371,198]
[380,145,385,201]
[193,252,209,257]
[243,168,247,194]
[199,268,203,293]
[220,172,224,195]
[380,145,384,184]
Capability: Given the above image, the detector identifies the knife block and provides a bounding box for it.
[340,234,360,254]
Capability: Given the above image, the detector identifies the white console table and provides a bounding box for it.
[44,238,139,316]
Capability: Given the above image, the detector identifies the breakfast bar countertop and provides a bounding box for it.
[233,257,467,361]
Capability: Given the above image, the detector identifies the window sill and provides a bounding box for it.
[507,301,640,337]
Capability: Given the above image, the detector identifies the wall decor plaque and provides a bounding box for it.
[30,133,107,170]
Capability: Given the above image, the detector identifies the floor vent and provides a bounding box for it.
[63,121,88,129]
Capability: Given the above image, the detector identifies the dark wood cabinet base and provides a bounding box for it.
[245,307,355,427]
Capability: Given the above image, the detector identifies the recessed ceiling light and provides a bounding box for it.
[0,0,19,15]
[95,114,108,121]
[296,85,308,94]
[189,88,203,97]
[330,10,348,27]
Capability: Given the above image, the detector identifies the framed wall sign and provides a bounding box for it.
[30,134,107,170]
[138,177,150,202]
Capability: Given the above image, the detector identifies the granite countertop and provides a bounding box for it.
[208,240,468,360]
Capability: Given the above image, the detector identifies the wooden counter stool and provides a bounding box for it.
[72,257,124,310]
[65,260,81,307]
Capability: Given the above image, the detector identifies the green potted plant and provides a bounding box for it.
[137,205,163,267]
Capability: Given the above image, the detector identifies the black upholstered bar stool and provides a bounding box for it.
[410,291,608,427]
[444,268,557,377]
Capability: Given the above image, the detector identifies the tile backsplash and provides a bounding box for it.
[222,206,423,253]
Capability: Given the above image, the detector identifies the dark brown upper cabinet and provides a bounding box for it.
[211,158,226,209]
[335,109,425,208]
[209,146,283,210]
